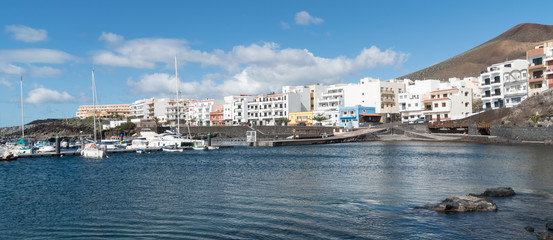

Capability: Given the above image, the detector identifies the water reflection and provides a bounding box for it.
[1,142,552,239]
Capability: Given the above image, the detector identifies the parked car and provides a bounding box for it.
[412,117,426,124]
[297,122,306,126]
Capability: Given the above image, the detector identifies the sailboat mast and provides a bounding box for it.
[175,56,180,134]
[20,76,24,140]
[92,69,97,142]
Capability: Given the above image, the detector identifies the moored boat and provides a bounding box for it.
[1,151,18,161]
[162,147,184,152]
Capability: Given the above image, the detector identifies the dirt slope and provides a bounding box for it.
[399,23,553,80]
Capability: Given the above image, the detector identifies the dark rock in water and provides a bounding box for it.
[481,187,516,197]
[526,226,535,232]
[536,232,553,240]
[547,220,553,231]
[421,195,497,212]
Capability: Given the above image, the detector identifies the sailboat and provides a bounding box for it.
[8,76,32,156]
[81,69,106,159]
[150,56,193,150]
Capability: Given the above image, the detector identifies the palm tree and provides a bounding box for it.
[312,114,328,125]
[276,117,290,126]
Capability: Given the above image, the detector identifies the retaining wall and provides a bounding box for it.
[490,125,553,142]
[173,126,335,139]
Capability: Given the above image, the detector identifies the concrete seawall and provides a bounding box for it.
[170,126,336,139]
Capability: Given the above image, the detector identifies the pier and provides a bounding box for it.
[249,128,386,147]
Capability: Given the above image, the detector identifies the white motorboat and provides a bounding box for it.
[126,137,149,150]
[81,143,106,158]
[162,147,184,152]
[37,145,56,153]
[149,131,194,149]
[100,140,118,150]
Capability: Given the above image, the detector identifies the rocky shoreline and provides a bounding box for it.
[418,187,553,239]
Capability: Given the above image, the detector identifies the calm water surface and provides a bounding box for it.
[1,141,552,239]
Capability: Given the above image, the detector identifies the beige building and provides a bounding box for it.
[527,39,553,96]
[76,104,130,119]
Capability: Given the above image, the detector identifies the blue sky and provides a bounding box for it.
[1,0,552,127]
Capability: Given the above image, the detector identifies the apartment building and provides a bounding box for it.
[422,88,472,122]
[480,59,528,110]
[527,39,553,96]
[247,92,309,126]
[356,78,405,122]
[399,79,441,123]
[209,106,224,126]
[223,95,254,125]
[130,98,169,121]
[283,84,328,111]
[187,99,224,126]
[76,104,130,119]
[166,99,190,126]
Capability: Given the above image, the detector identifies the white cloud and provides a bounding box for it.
[0,49,74,64]
[99,32,124,43]
[280,21,291,30]
[99,33,409,99]
[29,65,63,77]
[25,87,76,105]
[0,63,24,75]
[5,25,48,43]
[294,11,323,26]
[0,78,12,87]
[126,73,217,99]
[93,38,190,68]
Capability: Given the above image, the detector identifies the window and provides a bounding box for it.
[442,103,446,107]
[444,114,448,119]
[465,92,468,96]
[533,58,543,65]
[415,103,418,107]
[434,103,438,108]
[465,102,469,107]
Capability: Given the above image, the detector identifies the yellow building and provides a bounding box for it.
[76,104,130,119]
[288,111,313,126]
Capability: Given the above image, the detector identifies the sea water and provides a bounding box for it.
[1,141,552,239]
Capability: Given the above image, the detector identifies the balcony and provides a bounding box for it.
[529,64,545,70]
[504,90,527,97]
[527,48,544,57]
[381,90,394,95]
[321,91,343,98]
[504,77,526,83]
[318,97,341,104]
[381,99,395,104]
[529,76,545,83]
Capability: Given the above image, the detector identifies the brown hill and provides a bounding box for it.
[399,23,553,80]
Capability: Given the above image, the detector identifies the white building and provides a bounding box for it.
[166,99,190,126]
[312,78,405,124]
[187,99,224,126]
[399,80,441,123]
[480,59,528,110]
[130,98,151,120]
[223,95,253,125]
[247,92,309,126]
[130,98,171,121]
[422,87,473,121]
